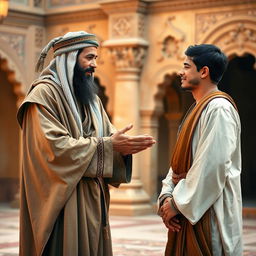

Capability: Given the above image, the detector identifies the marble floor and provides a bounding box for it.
[0,204,255,256]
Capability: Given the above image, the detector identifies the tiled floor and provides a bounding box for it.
[0,204,256,256]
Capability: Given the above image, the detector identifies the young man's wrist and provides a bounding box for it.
[169,197,180,214]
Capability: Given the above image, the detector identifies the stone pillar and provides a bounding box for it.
[139,110,159,203]
[102,0,153,215]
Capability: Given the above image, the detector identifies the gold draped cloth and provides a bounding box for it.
[165,91,237,256]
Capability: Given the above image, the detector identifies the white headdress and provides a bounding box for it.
[34,31,99,135]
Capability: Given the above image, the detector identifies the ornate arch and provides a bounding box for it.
[0,38,27,107]
[145,64,181,116]
[199,16,256,57]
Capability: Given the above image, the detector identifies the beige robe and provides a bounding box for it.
[17,80,132,256]
[158,98,243,255]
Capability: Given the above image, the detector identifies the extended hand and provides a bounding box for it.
[111,124,156,155]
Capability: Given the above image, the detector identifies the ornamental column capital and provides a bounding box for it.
[103,38,148,71]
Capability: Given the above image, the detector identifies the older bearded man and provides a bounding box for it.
[17,31,155,256]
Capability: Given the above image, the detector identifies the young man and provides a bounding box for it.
[17,31,155,256]
[158,44,243,255]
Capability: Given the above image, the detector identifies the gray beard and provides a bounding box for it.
[73,63,98,105]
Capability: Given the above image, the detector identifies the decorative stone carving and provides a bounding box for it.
[49,0,76,7]
[138,14,145,38]
[223,23,256,49]
[157,16,185,62]
[34,0,42,7]
[11,0,27,5]
[112,16,133,37]
[35,27,44,48]
[109,45,147,70]
[0,32,25,61]
[196,9,256,42]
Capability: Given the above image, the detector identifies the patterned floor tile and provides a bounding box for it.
[0,205,255,256]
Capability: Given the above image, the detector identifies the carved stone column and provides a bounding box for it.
[102,0,153,215]
[104,43,153,215]
[139,110,160,202]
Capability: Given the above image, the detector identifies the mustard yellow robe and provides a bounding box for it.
[17,80,132,256]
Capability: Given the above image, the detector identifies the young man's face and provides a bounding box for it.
[179,56,201,91]
[77,46,98,76]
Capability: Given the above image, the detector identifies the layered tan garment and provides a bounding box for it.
[158,92,243,255]
[17,80,131,256]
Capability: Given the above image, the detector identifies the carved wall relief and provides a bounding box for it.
[10,0,27,5]
[34,0,42,7]
[49,0,78,7]
[157,16,185,62]
[138,14,145,38]
[109,45,147,70]
[196,9,256,43]
[35,27,44,48]
[112,16,133,38]
[0,33,25,61]
[223,23,256,49]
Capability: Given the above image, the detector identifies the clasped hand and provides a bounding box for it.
[160,197,181,232]
[111,124,156,155]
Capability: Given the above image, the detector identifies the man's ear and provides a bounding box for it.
[200,66,209,79]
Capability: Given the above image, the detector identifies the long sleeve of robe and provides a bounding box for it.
[158,98,243,255]
[17,81,132,256]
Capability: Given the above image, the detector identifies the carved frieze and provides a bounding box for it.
[109,45,147,70]
[157,16,185,62]
[112,16,133,38]
[10,0,27,5]
[196,9,256,42]
[218,23,256,50]
[0,32,25,61]
[110,14,145,39]
[49,0,78,7]
[138,14,145,38]
[34,0,42,7]
[35,27,44,48]
[48,0,99,7]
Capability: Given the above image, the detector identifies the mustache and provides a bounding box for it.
[84,67,95,73]
[73,62,98,105]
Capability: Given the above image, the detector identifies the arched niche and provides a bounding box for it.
[153,72,194,194]
[0,38,27,105]
[0,62,25,204]
[146,64,182,115]
[0,38,27,204]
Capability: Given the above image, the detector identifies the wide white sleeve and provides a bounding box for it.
[157,167,175,214]
[172,102,239,224]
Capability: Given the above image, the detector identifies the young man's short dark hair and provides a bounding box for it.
[185,44,228,84]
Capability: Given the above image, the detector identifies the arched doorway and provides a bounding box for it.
[0,62,20,203]
[218,53,256,206]
[157,73,194,194]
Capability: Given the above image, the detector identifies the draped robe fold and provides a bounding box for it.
[17,80,132,256]
[158,91,243,256]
